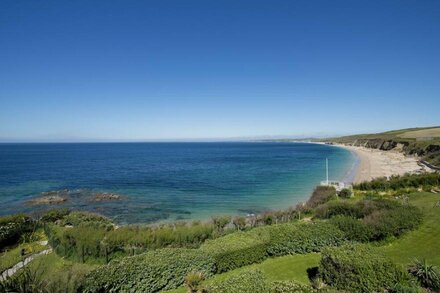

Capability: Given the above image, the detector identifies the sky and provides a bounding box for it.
[0,0,439,142]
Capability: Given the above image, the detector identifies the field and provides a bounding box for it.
[398,128,440,139]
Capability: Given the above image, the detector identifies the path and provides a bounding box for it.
[0,248,52,281]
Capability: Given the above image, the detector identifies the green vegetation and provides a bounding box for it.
[319,244,417,292]
[379,191,440,265]
[408,259,440,291]
[81,248,215,292]
[355,172,440,191]
[200,230,268,272]
[0,240,46,272]
[1,172,439,292]
[306,185,337,208]
[206,269,270,293]
[0,214,35,249]
[257,222,345,256]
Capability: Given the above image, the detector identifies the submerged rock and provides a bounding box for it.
[26,192,67,205]
[91,192,124,202]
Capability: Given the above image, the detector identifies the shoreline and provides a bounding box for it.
[335,144,429,184]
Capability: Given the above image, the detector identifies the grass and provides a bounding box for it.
[164,253,320,293]
[399,128,440,139]
[379,191,440,265]
[165,190,440,293]
[0,229,47,272]
[27,252,97,291]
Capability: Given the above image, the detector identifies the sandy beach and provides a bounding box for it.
[339,145,430,184]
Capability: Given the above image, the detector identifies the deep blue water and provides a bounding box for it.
[0,142,356,224]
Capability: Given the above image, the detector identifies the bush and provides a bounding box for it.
[329,215,372,242]
[206,269,269,293]
[253,222,346,256]
[0,214,34,249]
[81,248,216,292]
[363,206,423,240]
[45,219,216,262]
[200,231,268,272]
[61,212,113,229]
[307,186,337,208]
[408,259,440,291]
[315,201,363,219]
[40,209,70,223]
[319,244,415,292]
[338,188,352,198]
[270,280,315,293]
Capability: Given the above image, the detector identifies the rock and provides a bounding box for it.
[92,192,123,202]
[26,194,67,205]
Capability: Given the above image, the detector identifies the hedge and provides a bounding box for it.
[200,231,269,273]
[251,221,346,256]
[319,244,416,292]
[81,248,216,292]
[329,215,373,242]
[206,269,270,293]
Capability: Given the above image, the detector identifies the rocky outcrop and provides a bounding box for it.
[91,192,123,202]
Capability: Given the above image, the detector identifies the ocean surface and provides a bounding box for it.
[0,142,356,224]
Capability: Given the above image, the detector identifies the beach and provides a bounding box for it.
[339,145,430,184]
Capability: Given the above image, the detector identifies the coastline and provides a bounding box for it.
[335,144,429,184]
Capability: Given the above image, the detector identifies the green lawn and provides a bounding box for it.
[164,253,320,293]
[379,192,440,265]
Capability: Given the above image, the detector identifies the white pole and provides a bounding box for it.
[326,158,329,185]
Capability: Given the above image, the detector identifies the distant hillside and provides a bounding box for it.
[324,127,440,167]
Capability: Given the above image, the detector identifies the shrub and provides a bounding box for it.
[315,201,363,219]
[338,188,352,198]
[271,280,315,293]
[0,214,34,249]
[206,269,269,293]
[408,259,440,291]
[319,244,414,292]
[81,248,216,292]
[363,206,423,240]
[329,215,372,242]
[307,186,337,208]
[61,211,113,229]
[253,222,346,256]
[200,231,268,272]
[40,208,71,223]
[232,217,246,230]
[184,271,205,293]
[212,216,231,232]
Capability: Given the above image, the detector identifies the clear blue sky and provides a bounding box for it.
[1,0,439,141]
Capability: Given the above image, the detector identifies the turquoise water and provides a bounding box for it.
[0,142,356,224]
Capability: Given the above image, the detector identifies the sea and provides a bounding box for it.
[0,142,357,224]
